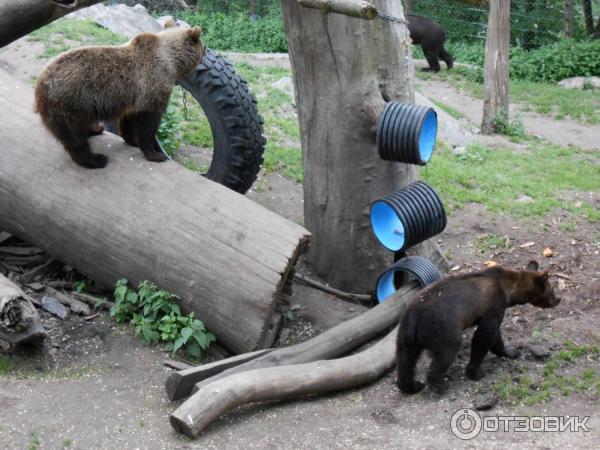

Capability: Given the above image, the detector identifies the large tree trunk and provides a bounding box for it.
[564,0,574,38]
[0,274,46,350]
[583,0,594,35]
[281,0,421,291]
[481,0,511,135]
[0,70,310,354]
[0,0,103,48]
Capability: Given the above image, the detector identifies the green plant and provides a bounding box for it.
[111,279,215,358]
[474,234,510,253]
[157,104,183,157]
[490,113,526,140]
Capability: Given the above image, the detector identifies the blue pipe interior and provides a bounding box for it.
[376,270,397,302]
[371,201,405,251]
[418,110,437,163]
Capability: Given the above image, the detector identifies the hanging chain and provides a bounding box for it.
[377,11,407,24]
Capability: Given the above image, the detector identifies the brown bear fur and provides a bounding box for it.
[34,26,204,169]
[396,261,561,394]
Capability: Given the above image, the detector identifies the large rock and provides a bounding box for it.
[558,76,600,90]
[69,3,162,37]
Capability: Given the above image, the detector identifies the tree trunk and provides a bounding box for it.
[583,0,594,35]
[481,0,511,135]
[281,0,422,291]
[0,274,46,350]
[564,0,574,38]
[0,0,103,48]
[0,70,310,354]
[170,325,399,438]
[404,0,414,14]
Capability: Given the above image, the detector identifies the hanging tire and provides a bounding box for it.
[177,49,266,194]
[106,48,266,194]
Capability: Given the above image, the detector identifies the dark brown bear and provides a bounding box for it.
[34,26,204,169]
[397,261,561,394]
[406,14,453,72]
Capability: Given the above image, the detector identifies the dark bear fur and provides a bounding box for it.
[396,261,561,394]
[406,14,453,72]
[34,27,204,169]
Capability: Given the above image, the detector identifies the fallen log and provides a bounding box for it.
[0,274,46,350]
[170,325,398,438]
[0,70,310,354]
[166,282,418,401]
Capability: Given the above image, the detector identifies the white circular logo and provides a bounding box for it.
[450,408,482,440]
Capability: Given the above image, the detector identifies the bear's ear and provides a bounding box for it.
[188,27,202,43]
[526,260,539,271]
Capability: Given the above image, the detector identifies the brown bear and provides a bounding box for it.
[406,14,453,72]
[34,26,204,169]
[396,261,561,394]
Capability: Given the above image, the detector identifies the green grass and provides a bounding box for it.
[474,233,510,253]
[0,355,100,380]
[28,19,126,58]
[422,142,600,222]
[493,341,600,406]
[430,99,465,120]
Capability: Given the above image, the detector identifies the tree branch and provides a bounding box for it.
[296,0,378,19]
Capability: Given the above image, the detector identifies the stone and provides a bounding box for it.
[473,392,498,411]
[41,296,70,320]
[69,3,162,38]
[558,76,600,90]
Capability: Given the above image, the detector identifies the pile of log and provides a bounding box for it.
[166,281,420,438]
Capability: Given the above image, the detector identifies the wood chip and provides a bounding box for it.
[543,247,554,257]
[519,241,535,248]
[558,279,567,291]
[450,265,461,271]
[555,272,571,279]
[484,260,497,268]
[84,313,100,321]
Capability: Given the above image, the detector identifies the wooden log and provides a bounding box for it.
[166,282,418,401]
[0,71,310,354]
[296,0,378,19]
[0,0,103,48]
[0,274,46,350]
[170,325,398,438]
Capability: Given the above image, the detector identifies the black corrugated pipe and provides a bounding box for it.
[370,181,447,252]
[376,101,438,165]
[375,256,442,302]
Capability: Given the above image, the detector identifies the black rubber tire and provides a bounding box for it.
[177,49,266,194]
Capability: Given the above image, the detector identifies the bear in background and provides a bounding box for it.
[397,261,561,395]
[406,14,453,72]
[35,26,204,169]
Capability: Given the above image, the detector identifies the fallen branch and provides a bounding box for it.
[0,274,46,350]
[45,287,91,315]
[296,0,378,19]
[166,282,418,401]
[294,273,372,303]
[170,325,398,438]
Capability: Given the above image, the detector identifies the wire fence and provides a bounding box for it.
[404,0,600,47]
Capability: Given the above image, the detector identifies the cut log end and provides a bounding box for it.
[169,415,195,439]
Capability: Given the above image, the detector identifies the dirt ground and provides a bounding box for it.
[1,41,599,449]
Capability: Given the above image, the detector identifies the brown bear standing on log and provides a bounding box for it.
[396,261,561,394]
[34,26,204,169]
[406,14,453,72]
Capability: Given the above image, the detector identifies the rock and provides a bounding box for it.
[157,16,191,29]
[271,76,294,96]
[69,3,162,38]
[473,392,498,411]
[558,76,600,90]
[516,194,533,203]
[451,146,466,156]
[527,345,550,360]
[41,296,70,320]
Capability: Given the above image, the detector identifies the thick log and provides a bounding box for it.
[166,282,418,401]
[170,325,398,438]
[0,71,310,354]
[296,0,378,19]
[0,0,103,48]
[0,274,46,350]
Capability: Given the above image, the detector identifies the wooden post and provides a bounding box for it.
[481,0,511,135]
[564,0,574,38]
[0,71,310,354]
[281,0,428,291]
[583,0,594,35]
[0,0,103,48]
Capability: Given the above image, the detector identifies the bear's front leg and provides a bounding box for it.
[466,315,502,380]
[491,331,520,359]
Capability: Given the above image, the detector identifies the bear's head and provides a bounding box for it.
[515,260,561,309]
[157,26,205,77]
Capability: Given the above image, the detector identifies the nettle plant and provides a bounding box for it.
[111,279,215,359]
